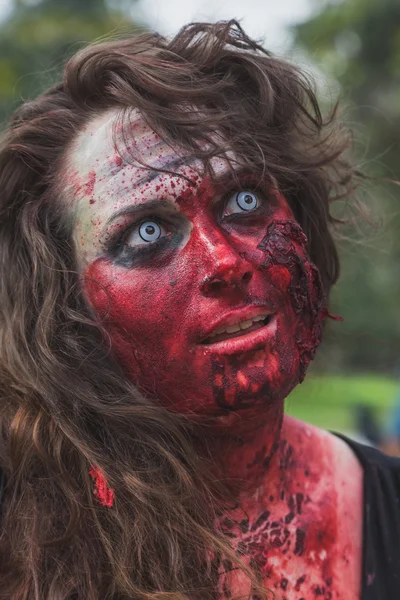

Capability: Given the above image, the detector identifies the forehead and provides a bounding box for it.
[67,108,186,191]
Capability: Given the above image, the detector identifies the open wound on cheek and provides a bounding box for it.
[257,220,340,382]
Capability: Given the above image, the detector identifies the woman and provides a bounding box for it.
[0,20,398,600]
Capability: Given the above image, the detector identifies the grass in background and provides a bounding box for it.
[285,374,398,432]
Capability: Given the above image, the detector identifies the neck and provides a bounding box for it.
[202,400,285,497]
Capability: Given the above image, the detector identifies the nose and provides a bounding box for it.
[199,231,253,298]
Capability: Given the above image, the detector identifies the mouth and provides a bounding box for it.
[201,314,273,344]
[200,312,277,355]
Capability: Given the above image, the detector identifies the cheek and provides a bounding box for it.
[83,259,203,395]
[265,265,292,294]
[84,259,218,414]
[84,260,179,357]
[85,263,150,323]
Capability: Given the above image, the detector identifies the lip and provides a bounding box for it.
[198,306,277,354]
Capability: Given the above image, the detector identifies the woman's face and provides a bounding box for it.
[67,110,324,418]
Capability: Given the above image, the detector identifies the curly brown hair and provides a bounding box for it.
[0,20,355,600]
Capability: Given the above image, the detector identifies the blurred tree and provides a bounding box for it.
[0,0,144,125]
[294,0,400,372]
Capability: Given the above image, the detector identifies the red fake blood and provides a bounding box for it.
[320,308,344,322]
[84,170,96,201]
[257,220,326,382]
[215,425,350,599]
[89,466,114,508]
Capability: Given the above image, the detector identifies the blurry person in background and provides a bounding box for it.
[0,20,399,600]
[381,369,400,456]
[354,403,383,447]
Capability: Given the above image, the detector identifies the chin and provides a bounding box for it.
[202,343,301,413]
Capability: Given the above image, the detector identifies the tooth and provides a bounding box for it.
[215,326,229,336]
[207,315,270,340]
[226,324,241,334]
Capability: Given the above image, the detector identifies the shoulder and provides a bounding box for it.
[335,432,400,471]
[281,416,364,529]
[282,414,399,474]
[281,416,363,594]
[282,415,365,476]
[334,436,400,597]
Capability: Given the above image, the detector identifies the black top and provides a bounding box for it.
[335,433,400,599]
[0,436,399,598]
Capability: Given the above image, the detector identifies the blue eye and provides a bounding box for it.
[122,219,165,249]
[139,221,161,242]
[224,190,259,215]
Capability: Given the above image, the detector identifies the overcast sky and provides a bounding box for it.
[0,0,317,54]
[0,0,11,22]
[135,0,315,53]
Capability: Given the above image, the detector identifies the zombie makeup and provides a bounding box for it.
[67,109,327,420]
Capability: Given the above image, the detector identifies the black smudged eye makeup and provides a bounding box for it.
[107,215,180,269]
[105,179,279,268]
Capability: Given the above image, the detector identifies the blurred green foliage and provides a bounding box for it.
[286,373,397,430]
[294,0,400,373]
[0,0,144,125]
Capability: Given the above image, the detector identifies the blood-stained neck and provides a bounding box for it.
[200,397,283,494]
[214,416,363,599]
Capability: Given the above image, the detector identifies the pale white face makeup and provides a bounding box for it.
[65,109,231,268]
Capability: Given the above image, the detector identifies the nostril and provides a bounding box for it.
[207,279,226,294]
[202,277,227,296]
[209,279,225,294]
[242,271,253,284]
[201,270,252,297]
